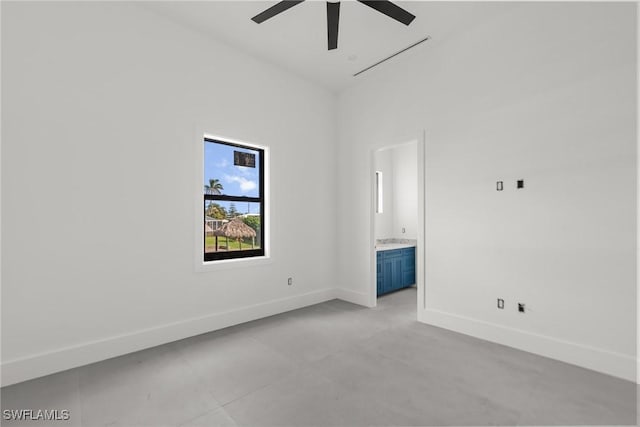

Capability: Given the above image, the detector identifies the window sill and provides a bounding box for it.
[195,255,272,272]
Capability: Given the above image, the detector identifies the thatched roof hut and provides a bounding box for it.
[213,218,256,250]
[212,217,256,250]
[214,218,256,239]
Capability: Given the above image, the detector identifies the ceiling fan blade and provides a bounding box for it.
[356,0,415,25]
[252,0,305,24]
[327,1,340,50]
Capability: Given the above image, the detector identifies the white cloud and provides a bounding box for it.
[236,166,252,176]
[216,158,230,168]
[224,174,257,193]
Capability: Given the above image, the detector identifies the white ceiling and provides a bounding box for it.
[141,1,516,92]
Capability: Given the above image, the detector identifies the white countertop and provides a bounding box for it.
[375,243,416,252]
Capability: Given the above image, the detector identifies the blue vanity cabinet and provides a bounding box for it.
[376,246,416,296]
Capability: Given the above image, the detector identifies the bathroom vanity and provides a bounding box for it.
[376,242,416,296]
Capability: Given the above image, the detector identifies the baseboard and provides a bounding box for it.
[334,288,371,307]
[420,308,636,383]
[1,288,337,387]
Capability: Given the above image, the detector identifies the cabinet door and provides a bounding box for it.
[402,270,415,287]
[402,247,416,287]
[376,253,383,295]
[383,258,394,294]
[402,248,415,270]
[391,256,403,291]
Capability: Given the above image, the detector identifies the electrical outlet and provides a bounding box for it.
[287,277,293,286]
[518,303,525,313]
[402,227,406,234]
[497,298,504,309]
[517,179,524,189]
[496,181,503,191]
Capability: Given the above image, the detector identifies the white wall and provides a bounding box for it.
[1,2,337,386]
[391,142,417,240]
[338,2,637,381]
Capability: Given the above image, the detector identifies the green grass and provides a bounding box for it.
[205,236,260,251]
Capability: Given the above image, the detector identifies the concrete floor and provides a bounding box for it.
[1,287,636,426]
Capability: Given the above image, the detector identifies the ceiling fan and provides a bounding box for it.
[251,0,416,50]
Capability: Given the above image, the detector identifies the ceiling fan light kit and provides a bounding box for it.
[251,0,416,51]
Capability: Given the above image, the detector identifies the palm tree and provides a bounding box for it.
[204,178,224,195]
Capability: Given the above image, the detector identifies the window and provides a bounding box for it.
[375,171,383,213]
[203,138,265,261]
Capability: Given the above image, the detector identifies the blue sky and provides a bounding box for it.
[204,141,260,198]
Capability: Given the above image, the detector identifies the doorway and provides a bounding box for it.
[369,136,426,318]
